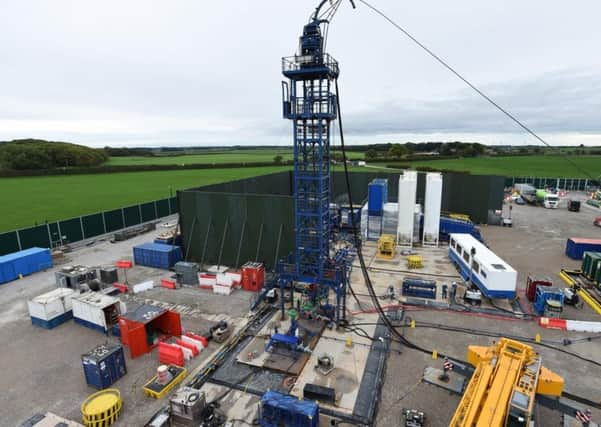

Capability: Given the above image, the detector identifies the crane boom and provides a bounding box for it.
[450,338,564,427]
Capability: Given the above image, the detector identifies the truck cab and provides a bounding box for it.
[543,193,559,209]
[536,189,559,209]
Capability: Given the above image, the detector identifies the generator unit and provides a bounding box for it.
[259,391,319,427]
[402,278,436,299]
[169,387,206,426]
[55,265,97,290]
[174,262,198,286]
[99,267,119,285]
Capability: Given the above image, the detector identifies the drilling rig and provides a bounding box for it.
[277,0,355,325]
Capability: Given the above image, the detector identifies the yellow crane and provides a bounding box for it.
[450,338,563,427]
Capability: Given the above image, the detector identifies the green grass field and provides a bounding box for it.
[0,166,289,232]
[106,149,363,166]
[394,155,601,178]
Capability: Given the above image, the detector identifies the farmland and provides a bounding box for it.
[105,149,364,166]
[0,166,289,232]
[392,155,601,178]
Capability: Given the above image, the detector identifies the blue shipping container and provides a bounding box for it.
[82,343,127,389]
[439,217,483,242]
[368,179,388,216]
[260,391,319,427]
[0,247,53,285]
[565,238,601,260]
[133,243,182,269]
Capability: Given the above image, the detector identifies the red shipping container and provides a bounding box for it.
[175,338,199,356]
[158,342,185,366]
[241,262,264,292]
[119,305,183,358]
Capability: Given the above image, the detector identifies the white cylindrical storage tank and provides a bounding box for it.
[397,171,417,246]
[423,173,443,246]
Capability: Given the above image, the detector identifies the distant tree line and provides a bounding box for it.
[364,141,486,161]
[0,139,107,170]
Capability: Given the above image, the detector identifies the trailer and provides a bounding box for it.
[448,233,517,299]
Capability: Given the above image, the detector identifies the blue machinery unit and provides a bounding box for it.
[278,0,356,325]
[259,391,319,427]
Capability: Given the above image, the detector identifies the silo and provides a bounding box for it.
[397,171,417,246]
[423,173,443,246]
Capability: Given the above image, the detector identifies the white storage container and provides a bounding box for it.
[28,288,75,329]
[72,292,122,333]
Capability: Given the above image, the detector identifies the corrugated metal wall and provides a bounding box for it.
[179,170,504,270]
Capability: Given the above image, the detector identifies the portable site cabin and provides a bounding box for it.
[448,233,517,299]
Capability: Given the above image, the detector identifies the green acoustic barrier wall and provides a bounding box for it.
[0,231,20,254]
[82,213,106,238]
[179,191,294,271]
[18,225,51,249]
[103,209,125,232]
[123,205,141,227]
[156,199,170,218]
[141,202,157,222]
[58,218,84,243]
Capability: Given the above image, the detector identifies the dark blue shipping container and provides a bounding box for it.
[439,217,483,242]
[133,243,182,269]
[565,238,601,260]
[82,343,127,389]
[368,179,388,216]
[259,391,319,427]
[0,247,53,284]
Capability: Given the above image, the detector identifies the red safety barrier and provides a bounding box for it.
[116,260,133,269]
[176,338,199,356]
[185,332,208,348]
[113,282,129,293]
[538,317,567,330]
[161,279,177,289]
[158,342,185,367]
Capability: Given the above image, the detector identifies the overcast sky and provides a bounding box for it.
[1,0,600,147]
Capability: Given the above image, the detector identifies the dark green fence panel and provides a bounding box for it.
[82,213,105,238]
[156,199,170,218]
[59,218,84,243]
[169,197,178,214]
[18,225,51,249]
[123,206,141,227]
[104,209,124,232]
[141,202,157,222]
[0,231,20,255]
[48,222,60,247]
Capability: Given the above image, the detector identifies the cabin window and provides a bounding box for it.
[481,270,487,278]
[463,251,470,263]
[450,239,455,249]
[472,261,480,274]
